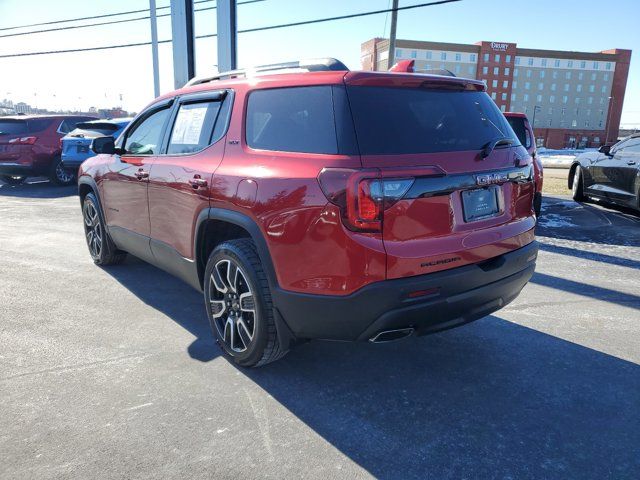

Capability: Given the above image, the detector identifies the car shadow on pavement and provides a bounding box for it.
[102,256,219,363]
[538,242,640,270]
[245,317,640,479]
[0,178,77,198]
[102,255,640,478]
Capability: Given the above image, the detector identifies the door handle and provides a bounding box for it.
[627,161,636,165]
[189,175,208,189]
[134,169,149,180]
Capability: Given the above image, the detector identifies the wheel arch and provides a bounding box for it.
[78,176,102,210]
[568,162,580,189]
[194,208,278,291]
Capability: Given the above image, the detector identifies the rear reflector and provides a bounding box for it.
[8,136,37,145]
[407,288,440,299]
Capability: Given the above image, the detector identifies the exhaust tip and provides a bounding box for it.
[369,328,415,343]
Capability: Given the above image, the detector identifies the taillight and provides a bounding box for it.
[318,168,416,233]
[8,136,37,145]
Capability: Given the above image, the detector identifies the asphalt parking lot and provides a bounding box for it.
[1,179,639,479]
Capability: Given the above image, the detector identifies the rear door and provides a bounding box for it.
[147,90,231,267]
[345,79,535,279]
[604,138,640,205]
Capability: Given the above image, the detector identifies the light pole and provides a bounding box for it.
[531,105,541,147]
[605,96,615,145]
[387,0,399,70]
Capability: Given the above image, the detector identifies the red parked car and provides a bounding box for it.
[79,58,538,367]
[0,114,96,185]
[504,112,544,217]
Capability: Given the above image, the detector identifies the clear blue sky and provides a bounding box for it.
[0,0,638,126]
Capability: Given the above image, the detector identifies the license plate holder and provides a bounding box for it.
[462,186,500,222]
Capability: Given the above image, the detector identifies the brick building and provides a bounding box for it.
[361,38,631,149]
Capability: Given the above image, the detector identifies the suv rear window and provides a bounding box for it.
[346,86,519,155]
[0,120,28,135]
[506,117,528,148]
[246,86,337,154]
[69,123,121,138]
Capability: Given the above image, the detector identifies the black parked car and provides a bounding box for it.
[569,133,640,212]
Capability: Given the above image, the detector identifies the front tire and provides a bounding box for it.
[571,166,585,202]
[50,156,75,186]
[0,175,26,185]
[82,193,126,265]
[204,239,287,367]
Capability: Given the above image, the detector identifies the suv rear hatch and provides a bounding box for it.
[344,72,536,279]
[0,118,53,163]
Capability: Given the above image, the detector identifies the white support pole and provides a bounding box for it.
[216,0,237,72]
[170,0,195,89]
[149,0,160,97]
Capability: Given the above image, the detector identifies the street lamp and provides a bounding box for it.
[531,105,541,147]
[605,96,615,145]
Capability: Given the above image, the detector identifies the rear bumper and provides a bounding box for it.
[0,163,35,176]
[273,241,538,341]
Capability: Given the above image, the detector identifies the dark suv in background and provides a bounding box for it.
[79,58,538,367]
[0,114,95,185]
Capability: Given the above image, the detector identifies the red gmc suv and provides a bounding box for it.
[79,59,538,367]
[0,115,96,185]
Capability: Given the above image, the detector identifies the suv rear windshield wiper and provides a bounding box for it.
[481,137,514,158]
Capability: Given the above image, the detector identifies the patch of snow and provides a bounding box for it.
[537,213,577,228]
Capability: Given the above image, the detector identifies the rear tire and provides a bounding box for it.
[0,175,26,185]
[82,192,126,266]
[204,239,287,367]
[50,156,75,186]
[571,166,585,202]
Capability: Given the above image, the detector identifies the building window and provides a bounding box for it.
[594,136,600,143]
[515,57,521,65]
[603,73,609,81]
[396,49,402,58]
[588,97,593,104]
[551,83,557,91]
[470,54,476,61]
[525,82,530,90]
[528,58,534,66]
[540,70,545,78]
[590,73,596,81]
[568,60,573,68]
[578,72,583,80]
[561,108,566,115]
[491,92,497,100]
[506,54,512,63]
[575,97,581,104]
[550,95,555,103]
[500,105,506,112]
[502,93,507,100]
[505,67,510,75]
[566,72,571,79]
[524,106,528,114]
[468,66,474,74]
[492,79,498,88]
[538,82,544,90]
[588,85,595,93]
[526,70,532,78]
[572,119,578,127]
[425,64,431,70]
[441,52,447,60]
[562,95,568,104]
[536,94,542,102]
[484,53,489,62]
[513,81,518,88]
[606,62,611,70]
[552,71,558,79]
[511,93,516,101]
[554,59,560,67]
[548,119,552,126]
[454,65,461,74]
[503,80,509,88]
[577,84,582,92]
[495,54,500,62]
[593,61,599,70]
[541,59,547,67]
[482,66,488,74]
[586,109,591,116]
[411,50,417,59]
[426,51,432,59]
[564,84,570,92]
[548,107,553,114]
[580,61,586,68]
[493,67,499,75]
[514,68,519,77]
[601,85,607,93]
[455,53,461,61]
[600,97,605,105]
[524,93,529,101]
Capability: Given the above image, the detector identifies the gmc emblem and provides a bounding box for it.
[476,173,508,186]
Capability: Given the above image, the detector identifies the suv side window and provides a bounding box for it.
[246,86,337,154]
[167,101,221,154]
[124,108,171,155]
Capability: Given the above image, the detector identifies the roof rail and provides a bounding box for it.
[184,57,349,87]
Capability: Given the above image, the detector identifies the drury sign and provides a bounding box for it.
[490,42,510,51]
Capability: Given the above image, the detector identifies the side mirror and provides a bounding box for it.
[598,144,611,156]
[92,136,116,155]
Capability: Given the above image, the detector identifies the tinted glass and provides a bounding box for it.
[246,86,337,154]
[347,86,520,155]
[124,108,170,155]
[0,121,28,135]
[28,118,54,133]
[506,117,528,147]
[68,127,118,138]
[167,101,221,154]
[76,122,120,132]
